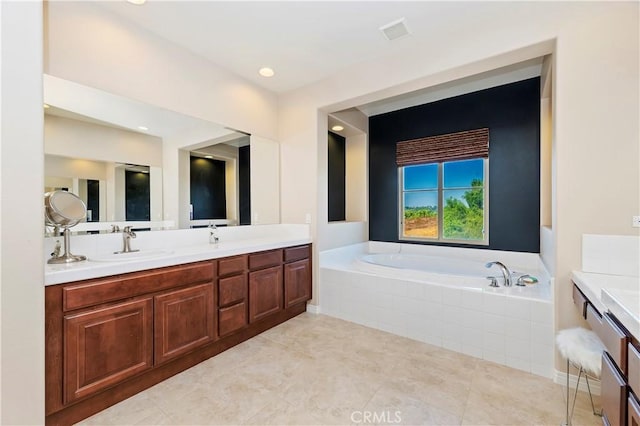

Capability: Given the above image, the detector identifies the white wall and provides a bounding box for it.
[44,1,278,141]
[345,133,368,222]
[278,2,639,348]
[45,114,163,167]
[0,1,45,423]
[250,136,281,225]
[45,2,282,229]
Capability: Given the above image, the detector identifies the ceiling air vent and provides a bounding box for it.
[379,18,410,41]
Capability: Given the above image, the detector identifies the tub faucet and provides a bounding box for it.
[485,261,512,287]
[115,226,139,254]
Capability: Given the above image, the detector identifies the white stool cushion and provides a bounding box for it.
[556,327,606,377]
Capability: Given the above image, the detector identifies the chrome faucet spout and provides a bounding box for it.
[485,261,512,287]
[209,222,219,245]
[115,226,139,254]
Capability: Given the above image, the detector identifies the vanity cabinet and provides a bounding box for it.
[46,244,312,426]
[249,265,283,322]
[154,283,215,365]
[63,297,153,404]
[248,250,284,323]
[218,255,248,337]
[284,245,311,308]
[573,284,639,426]
[284,259,311,308]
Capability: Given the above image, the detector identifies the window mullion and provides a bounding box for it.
[438,162,443,241]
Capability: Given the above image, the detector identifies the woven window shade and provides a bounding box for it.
[396,128,489,167]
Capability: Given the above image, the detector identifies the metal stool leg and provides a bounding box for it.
[570,366,583,422]
[584,374,602,417]
[564,358,570,426]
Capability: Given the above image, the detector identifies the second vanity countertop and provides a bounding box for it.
[45,235,312,286]
[572,270,640,340]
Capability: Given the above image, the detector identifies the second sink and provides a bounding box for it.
[90,249,174,263]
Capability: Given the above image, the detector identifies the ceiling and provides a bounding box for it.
[95,1,550,95]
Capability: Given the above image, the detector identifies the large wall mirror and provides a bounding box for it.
[44,74,280,233]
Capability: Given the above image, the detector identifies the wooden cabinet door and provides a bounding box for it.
[249,266,283,323]
[629,395,640,426]
[219,302,248,337]
[154,283,215,365]
[602,352,627,426]
[64,297,153,404]
[284,259,311,308]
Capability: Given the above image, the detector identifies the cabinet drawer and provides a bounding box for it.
[598,313,629,376]
[249,250,282,270]
[218,302,247,337]
[629,343,640,394]
[573,284,588,319]
[586,302,603,334]
[219,275,247,307]
[63,261,214,311]
[602,352,627,426]
[218,255,247,277]
[284,245,310,263]
[630,394,640,426]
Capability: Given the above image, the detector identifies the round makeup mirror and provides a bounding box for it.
[44,190,87,264]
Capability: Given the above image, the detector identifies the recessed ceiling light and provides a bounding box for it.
[205,155,213,159]
[331,125,344,132]
[138,126,148,131]
[126,0,146,5]
[259,67,275,78]
[43,104,50,109]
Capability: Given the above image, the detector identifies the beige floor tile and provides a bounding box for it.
[462,361,567,425]
[279,352,385,424]
[73,314,578,426]
[364,384,462,425]
[385,347,477,416]
[75,392,168,426]
[243,397,328,425]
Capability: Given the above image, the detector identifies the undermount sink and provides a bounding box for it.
[89,249,174,262]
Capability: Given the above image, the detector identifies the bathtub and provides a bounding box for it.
[320,242,555,378]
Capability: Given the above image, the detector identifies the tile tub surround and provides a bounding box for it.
[320,242,555,378]
[44,224,310,285]
[77,313,600,426]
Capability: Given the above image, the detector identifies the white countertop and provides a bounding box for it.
[45,236,312,286]
[572,271,640,340]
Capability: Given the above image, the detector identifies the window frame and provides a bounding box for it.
[398,158,489,246]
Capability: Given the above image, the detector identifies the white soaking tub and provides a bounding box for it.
[319,242,555,378]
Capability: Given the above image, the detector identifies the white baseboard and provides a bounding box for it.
[554,370,601,396]
[306,303,321,314]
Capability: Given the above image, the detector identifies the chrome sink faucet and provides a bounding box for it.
[115,226,139,254]
[485,261,512,287]
[209,222,219,245]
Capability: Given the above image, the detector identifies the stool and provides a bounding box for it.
[556,327,606,426]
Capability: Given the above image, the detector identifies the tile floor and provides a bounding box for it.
[78,313,601,425]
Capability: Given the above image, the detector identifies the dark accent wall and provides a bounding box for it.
[190,157,226,220]
[328,131,346,222]
[125,171,150,221]
[369,77,540,253]
[86,179,100,222]
[239,145,251,225]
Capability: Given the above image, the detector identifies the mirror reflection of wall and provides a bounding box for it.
[44,105,163,224]
[188,137,251,227]
[44,75,281,231]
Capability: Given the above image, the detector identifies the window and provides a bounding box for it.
[400,158,488,244]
